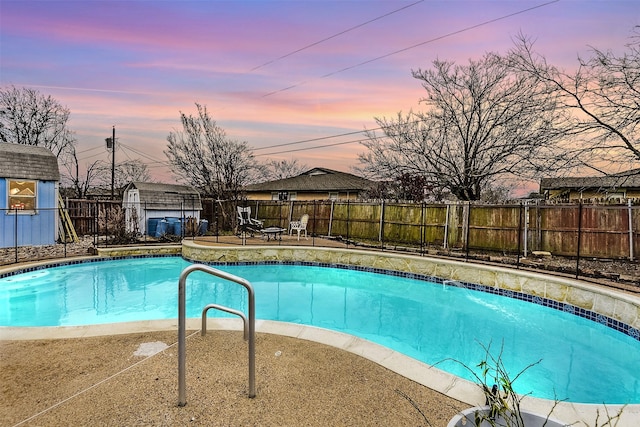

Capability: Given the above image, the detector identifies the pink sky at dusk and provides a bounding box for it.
[1,0,638,194]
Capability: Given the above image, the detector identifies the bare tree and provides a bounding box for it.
[0,85,75,158]
[164,103,259,199]
[261,159,307,181]
[357,52,570,201]
[510,29,640,172]
[94,159,152,192]
[59,148,103,198]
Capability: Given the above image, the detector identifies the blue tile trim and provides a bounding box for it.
[0,254,176,280]
[3,255,639,343]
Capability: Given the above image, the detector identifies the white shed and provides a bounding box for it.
[123,182,202,236]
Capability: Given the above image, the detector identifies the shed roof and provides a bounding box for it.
[540,169,640,191]
[125,182,202,210]
[244,168,375,193]
[0,143,60,181]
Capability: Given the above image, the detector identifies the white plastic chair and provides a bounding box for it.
[289,214,309,240]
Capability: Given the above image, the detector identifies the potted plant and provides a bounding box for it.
[444,342,566,427]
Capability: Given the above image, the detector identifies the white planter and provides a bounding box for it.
[447,406,566,427]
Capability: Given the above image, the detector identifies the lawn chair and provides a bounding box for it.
[236,206,264,237]
[289,214,309,240]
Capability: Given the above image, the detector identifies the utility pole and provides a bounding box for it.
[106,126,116,199]
[111,125,115,200]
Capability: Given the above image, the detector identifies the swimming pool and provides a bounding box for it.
[1,256,639,405]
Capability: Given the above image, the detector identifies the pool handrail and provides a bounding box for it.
[178,263,256,406]
[201,303,249,340]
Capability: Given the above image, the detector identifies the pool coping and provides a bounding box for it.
[2,243,640,426]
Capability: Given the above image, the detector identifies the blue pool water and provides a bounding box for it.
[1,256,639,404]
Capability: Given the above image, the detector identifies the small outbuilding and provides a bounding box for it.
[123,182,202,236]
[0,143,60,247]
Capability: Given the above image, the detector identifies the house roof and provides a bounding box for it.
[0,143,60,181]
[125,181,202,210]
[540,169,640,191]
[244,168,375,193]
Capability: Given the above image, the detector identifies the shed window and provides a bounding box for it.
[8,180,37,212]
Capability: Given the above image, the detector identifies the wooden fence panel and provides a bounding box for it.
[66,199,121,236]
[423,204,448,246]
[580,205,631,258]
[538,205,579,256]
[632,206,640,260]
[468,205,521,252]
[382,203,422,245]
[294,201,331,237]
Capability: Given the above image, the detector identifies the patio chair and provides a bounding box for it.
[289,214,309,240]
[236,206,264,236]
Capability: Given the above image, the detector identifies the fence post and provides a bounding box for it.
[523,202,529,258]
[14,208,18,263]
[181,201,185,239]
[312,201,317,245]
[464,202,471,259]
[629,199,634,261]
[379,200,384,248]
[288,200,294,227]
[346,200,350,248]
[420,202,425,256]
[443,203,450,249]
[575,201,583,279]
[516,202,523,267]
[214,199,219,242]
[93,201,98,247]
[328,200,334,237]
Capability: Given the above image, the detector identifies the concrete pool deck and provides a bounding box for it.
[2,241,640,426]
[2,320,468,426]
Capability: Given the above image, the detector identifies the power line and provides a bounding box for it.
[250,0,424,72]
[76,145,103,155]
[253,128,372,151]
[119,142,170,166]
[256,138,369,157]
[262,0,560,97]
[321,0,560,79]
[78,150,107,162]
[254,116,431,153]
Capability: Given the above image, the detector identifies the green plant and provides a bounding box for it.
[438,341,553,427]
[441,341,627,427]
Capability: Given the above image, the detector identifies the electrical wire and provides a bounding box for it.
[253,128,374,151]
[75,145,103,155]
[254,116,429,152]
[256,138,369,157]
[119,142,170,166]
[262,0,560,97]
[249,0,424,72]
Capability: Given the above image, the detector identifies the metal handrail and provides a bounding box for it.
[178,264,256,406]
[201,303,248,340]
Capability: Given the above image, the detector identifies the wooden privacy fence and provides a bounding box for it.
[64,198,639,260]
[65,199,120,236]
[232,200,639,260]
